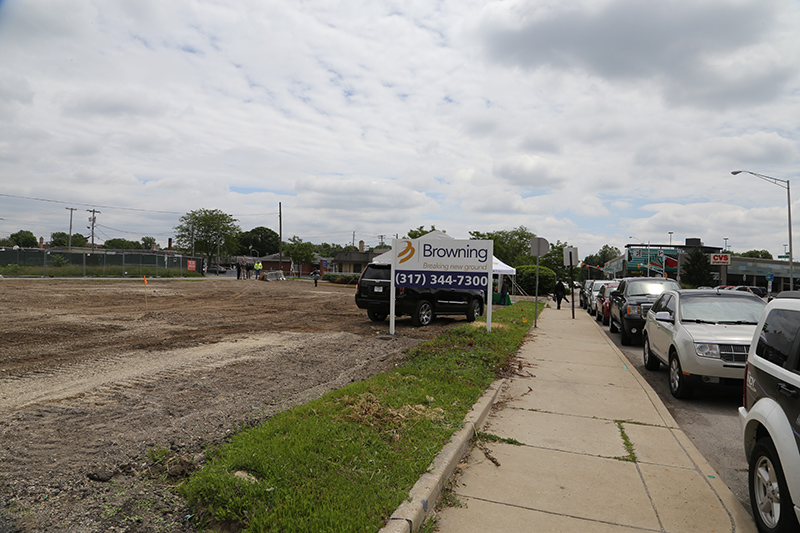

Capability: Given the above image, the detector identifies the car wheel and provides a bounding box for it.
[595,308,602,322]
[749,437,800,533]
[643,335,660,371]
[669,351,693,399]
[602,312,609,326]
[411,300,434,327]
[609,317,618,333]
[465,298,481,322]
[367,308,388,322]
[620,320,631,345]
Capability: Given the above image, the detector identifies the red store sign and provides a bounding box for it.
[709,253,731,265]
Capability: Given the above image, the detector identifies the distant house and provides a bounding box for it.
[333,249,390,274]
[257,253,333,277]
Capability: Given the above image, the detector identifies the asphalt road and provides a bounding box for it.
[583,305,753,517]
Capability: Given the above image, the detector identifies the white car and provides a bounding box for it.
[642,289,766,399]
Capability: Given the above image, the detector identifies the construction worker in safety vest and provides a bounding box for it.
[254,261,262,280]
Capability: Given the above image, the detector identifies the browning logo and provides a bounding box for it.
[398,240,415,264]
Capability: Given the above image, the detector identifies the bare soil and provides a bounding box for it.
[0,277,462,533]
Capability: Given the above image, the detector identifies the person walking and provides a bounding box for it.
[554,278,569,309]
[312,268,321,287]
[236,261,242,280]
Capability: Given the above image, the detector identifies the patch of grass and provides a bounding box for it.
[147,447,171,466]
[616,421,637,462]
[476,431,524,446]
[179,301,541,532]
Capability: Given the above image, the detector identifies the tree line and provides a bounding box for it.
[2,207,774,288]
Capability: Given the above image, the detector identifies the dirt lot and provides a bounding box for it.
[0,277,463,532]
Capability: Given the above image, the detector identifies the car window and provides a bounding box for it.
[651,293,667,313]
[679,295,764,323]
[625,280,679,297]
[755,309,800,368]
[662,295,676,317]
[363,266,391,280]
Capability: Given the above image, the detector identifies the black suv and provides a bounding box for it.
[739,292,800,532]
[609,277,680,345]
[355,263,484,326]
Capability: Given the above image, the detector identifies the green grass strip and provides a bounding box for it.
[179,302,540,532]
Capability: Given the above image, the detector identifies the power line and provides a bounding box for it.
[0,193,183,215]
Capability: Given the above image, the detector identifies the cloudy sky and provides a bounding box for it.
[1,0,799,260]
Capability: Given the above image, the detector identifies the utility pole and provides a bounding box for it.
[378,234,386,247]
[352,231,356,248]
[66,207,77,251]
[86,209,100,251]
[278,202,283,273]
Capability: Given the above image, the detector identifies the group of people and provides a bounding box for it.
[236,260,263,280]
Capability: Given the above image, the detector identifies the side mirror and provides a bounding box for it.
[610,290,621,298]
[654,311,673,323]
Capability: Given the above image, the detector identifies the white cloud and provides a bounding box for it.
[0,0,798,260]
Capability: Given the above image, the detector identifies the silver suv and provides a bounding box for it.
[739,292,800,532]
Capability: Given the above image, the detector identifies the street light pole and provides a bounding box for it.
[732,170,793,290]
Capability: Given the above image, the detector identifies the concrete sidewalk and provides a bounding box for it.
[430,303,757,532]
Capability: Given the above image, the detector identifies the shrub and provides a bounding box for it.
[324,273,360,285]
[515,264,556,295]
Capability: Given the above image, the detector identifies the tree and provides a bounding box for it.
[173,208,240,264]
[238,226,280,256]
[141,236,158,250]
[9,230,38,248]
[582,245,622,280]
[469,226,536,267]
[405,225,440,239]
[736,249,773,260]
[315,242,355,257]
[103,238,141,249]
[283,236,316,267]
[682,248,715,288]
[50,232,88,247]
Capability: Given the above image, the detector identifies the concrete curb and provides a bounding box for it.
[379,379,506,533]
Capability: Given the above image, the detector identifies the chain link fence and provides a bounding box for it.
[0,247,206,278]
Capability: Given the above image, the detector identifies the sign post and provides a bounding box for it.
[530,237,549,327]
[563,246,578,319]
[390,238,494,334]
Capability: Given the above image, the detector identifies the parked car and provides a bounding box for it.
[580,280,594,309]
[354,263,485,326]
[609,277,681,345]
[642,289,765,398]
[739,292,800,532]
[587,280,616,316]
[206,264,228,274]
[594,282,620,326]
[734,286,768,298]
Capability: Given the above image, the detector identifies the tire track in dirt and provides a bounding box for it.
[0,332,306,413]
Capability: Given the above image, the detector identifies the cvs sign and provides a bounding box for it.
[710,253,731,265]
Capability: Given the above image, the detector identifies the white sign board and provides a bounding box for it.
[709,253,731,265]
[390,238,494,333]
[563,246,578,267]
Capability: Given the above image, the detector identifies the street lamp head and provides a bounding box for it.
[731,170,743,175]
